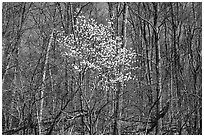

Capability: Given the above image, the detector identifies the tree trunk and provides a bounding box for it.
[38,29,54,135]
[152,3,161,134]
[113,2,128,135]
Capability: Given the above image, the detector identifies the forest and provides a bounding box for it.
[2,2,202,135]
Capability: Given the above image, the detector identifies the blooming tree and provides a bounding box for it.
[56,16,137,91]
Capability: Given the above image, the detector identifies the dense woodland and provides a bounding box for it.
[2,2,202,135]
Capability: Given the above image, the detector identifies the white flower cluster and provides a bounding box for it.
[56,16,139,88]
